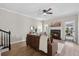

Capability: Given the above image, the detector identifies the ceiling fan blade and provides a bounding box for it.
[47,8,52,11]
[47,12,53,14]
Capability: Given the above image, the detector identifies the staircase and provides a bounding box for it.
[0,29,11,51]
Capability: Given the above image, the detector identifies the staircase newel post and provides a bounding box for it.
[9,31,11,50]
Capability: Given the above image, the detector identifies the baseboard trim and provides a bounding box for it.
[11,40,26,44]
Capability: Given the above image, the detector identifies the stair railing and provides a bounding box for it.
[0,29,11,50]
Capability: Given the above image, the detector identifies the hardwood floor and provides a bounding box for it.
[1,41,46,56]
[2,40,79,56]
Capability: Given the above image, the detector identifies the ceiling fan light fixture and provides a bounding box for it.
[43,13,47,16]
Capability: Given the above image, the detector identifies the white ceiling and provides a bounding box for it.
[0,3,79,20]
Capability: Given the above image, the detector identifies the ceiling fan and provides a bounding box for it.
[42,8,53,15]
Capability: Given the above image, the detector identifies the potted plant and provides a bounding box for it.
[65,27,69,35]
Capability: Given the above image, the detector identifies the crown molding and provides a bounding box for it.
[0,7,38,20]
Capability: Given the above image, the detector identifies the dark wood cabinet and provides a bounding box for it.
[26,34,40,50]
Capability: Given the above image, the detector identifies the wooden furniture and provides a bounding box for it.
[26,34,58,56]
[26,34,40,50]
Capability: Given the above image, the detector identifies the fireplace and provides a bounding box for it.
[50,30,61,40]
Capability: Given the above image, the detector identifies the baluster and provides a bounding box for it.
[6,33,8,47]
[9,31,11,50]
[5,33,6,47]
[0,29,11,50]
[3,32,5,48]
[1,32,3,46]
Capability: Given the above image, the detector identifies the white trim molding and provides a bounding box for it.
[11,39,26,44]
[0,7,37,20]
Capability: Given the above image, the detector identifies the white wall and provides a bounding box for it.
[0,9,39,44]
[44,15,78,43]
[0,8,78,44]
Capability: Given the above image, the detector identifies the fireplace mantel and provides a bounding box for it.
[49,27,62,30]
[49,27,63,40]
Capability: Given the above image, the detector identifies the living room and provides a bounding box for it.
[0,3,79,56]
